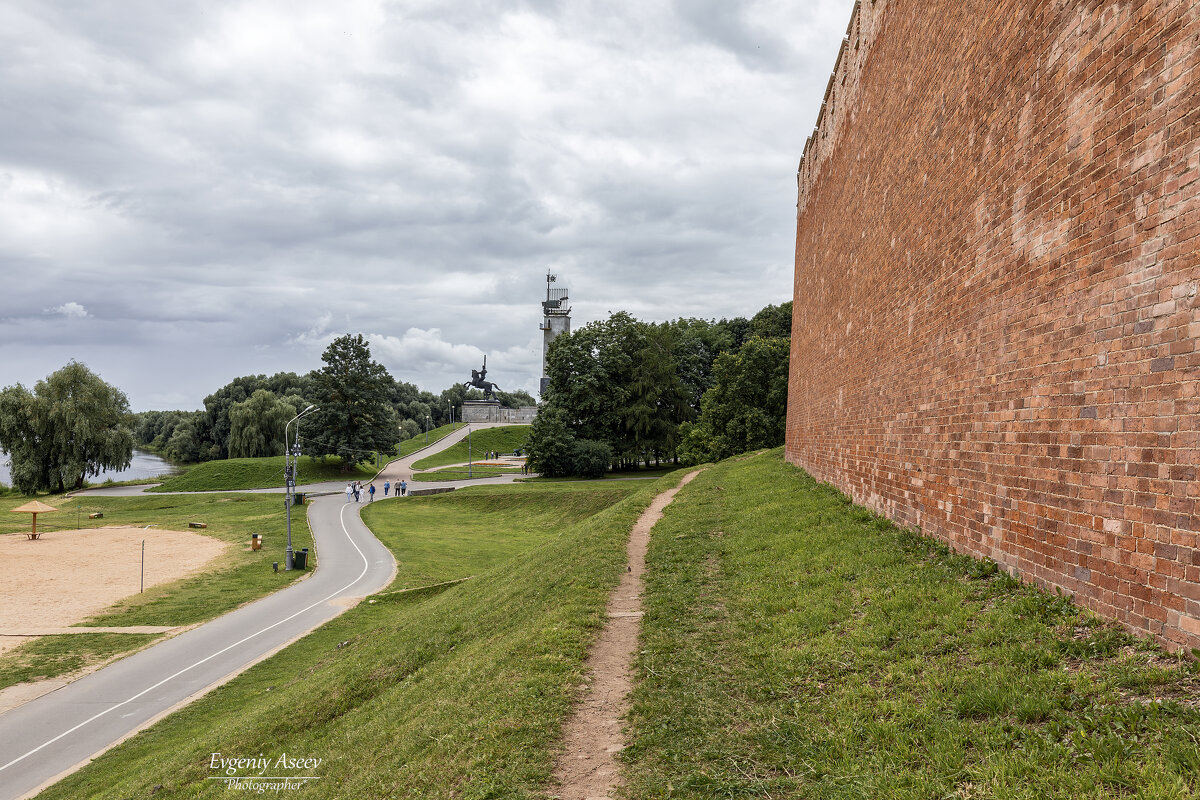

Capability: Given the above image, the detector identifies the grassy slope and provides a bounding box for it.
[0,493,312,690]
[413,465,523,481]
[148,455,376,493]
[36,478,657,799]
[398,422,465,458]
[625,450,1200,799]
[362,482,639,588]
[143,423,467,493]
[411,425,531,470]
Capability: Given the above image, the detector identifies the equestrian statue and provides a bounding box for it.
[465,355,500,401]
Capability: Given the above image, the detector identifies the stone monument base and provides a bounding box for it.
[461,401,538,424]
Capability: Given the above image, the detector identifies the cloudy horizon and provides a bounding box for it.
[1,0,853,411]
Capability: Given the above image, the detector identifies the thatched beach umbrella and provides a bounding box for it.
[11,499,58,540]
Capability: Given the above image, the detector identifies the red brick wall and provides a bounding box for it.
[787,0,1200,650]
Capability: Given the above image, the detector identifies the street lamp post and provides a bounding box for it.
[467,424,473,479]
[425,414,430,445]
[284,404,317,571]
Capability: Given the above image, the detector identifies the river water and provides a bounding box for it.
[0,449,180,488]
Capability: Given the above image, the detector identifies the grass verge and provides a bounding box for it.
[0,493,312,690]
[148,455,376,492]
[411,425,531,470]
[625,450,1200,799]
[0,633,163,692]
[361,481,643,587]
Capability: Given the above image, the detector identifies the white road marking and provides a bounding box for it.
[0,501,372,774]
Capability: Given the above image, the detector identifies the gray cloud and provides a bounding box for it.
[0,0,854,409]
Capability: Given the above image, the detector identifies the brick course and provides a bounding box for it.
[787,0,1200,650]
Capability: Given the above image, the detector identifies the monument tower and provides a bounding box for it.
[538,271,571,395]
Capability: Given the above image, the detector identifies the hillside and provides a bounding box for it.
[410,425,530,470]
[35,453,1200,798]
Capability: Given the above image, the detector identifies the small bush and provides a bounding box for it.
[571,439,612,478]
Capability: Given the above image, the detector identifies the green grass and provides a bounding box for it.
[397,422,466,458]
[411,425,531,470]
[0,633,163,692]
[33,476,663,800]
[624,450,1200,799]
[611,466,677,478]
[0,493,313,689]
[23,451,1197,799]
[148,455,377,492]
[362,482,642,588]
[413,465,523,481]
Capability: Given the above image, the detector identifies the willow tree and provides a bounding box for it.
[0,361,134,493]
[228,389,297,458]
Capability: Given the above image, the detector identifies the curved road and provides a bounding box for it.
[0,422,524,800]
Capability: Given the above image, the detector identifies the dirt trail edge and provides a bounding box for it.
[551,469,701,800]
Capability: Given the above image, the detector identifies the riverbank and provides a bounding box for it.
[0,449,181,491]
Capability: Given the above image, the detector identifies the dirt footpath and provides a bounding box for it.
[0,526,228,654]
[551,470,701,800]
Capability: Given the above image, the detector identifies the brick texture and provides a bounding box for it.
[787,0,1200,650]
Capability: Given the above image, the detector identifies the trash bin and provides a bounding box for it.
[294,493,306,505]
[294,548,309,570]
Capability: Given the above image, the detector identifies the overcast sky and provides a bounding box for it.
[1,0,853,411]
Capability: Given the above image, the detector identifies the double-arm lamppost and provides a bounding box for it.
[284,404,318,570]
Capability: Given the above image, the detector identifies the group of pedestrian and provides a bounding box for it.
[345,478,407,503]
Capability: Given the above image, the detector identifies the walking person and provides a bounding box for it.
[384,480,390,496]
[368,483,376,502]
[399,479,407,496]
[345,483,354,503]
[353,483,360,503]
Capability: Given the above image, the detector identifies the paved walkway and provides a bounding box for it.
[74,422,528,500]
[0,423,529,800]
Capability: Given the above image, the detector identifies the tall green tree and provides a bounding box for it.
[679,336,790,464]
[0,362,134,493]
[199,375,265,461]
[163,417,205,463]
[749,301,793,340]
[544,311,642,459]
[496,388,537,408]
[307,334,398,469]
[666,317,733,413]
[525,406,577,478]
[228,390,297,458]
[626,325,691,465]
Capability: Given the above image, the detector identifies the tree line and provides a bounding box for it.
[0,334,535,493]
[526,301,791,477]
[134,337,534,464]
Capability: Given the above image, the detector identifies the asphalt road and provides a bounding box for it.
[0,422,528,800]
